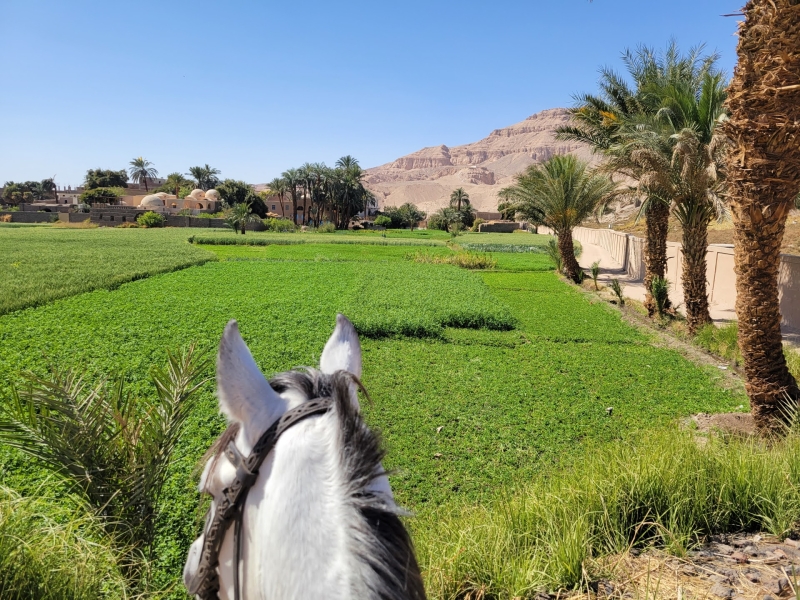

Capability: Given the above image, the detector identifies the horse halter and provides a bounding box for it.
[186,396,334,600]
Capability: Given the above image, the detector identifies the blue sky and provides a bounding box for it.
[0,0,741,188]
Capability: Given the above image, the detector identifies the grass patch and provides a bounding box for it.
[189,232,445,247]
[407,250,498,269]
[0,228,216,315]
[0,487,128,599]
[415,426,800,597]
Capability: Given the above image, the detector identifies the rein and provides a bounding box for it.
[186,397,334,600]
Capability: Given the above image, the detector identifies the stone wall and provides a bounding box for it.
[0,211,58,223]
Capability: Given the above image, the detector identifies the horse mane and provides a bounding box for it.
[269,369,427,600]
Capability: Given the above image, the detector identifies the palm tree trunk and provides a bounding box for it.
[681,216,712,335]
[644,198,669,316]
[720,0,800,434]
[558,231,580,283]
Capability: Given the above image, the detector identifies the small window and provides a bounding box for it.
[271,204,276,210]
[172,203,177,208]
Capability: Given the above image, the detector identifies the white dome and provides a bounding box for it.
[155,192,169,199]
[139,194,164,208]
[189,189,206,200]
[205,189,221,202]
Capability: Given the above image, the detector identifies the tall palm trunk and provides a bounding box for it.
[679,208,712,334]
[558,231,581,283]
[721,0,800,434]
[643,198,670,316]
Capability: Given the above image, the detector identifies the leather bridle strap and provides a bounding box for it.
[187,397,334,600]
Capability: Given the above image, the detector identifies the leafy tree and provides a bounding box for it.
[128,157,159,192]
[187,165,221,191]
[374,215,392,227]
[216,179,265,217]
[557,41,719,315]
[720,0,800,434]
[84,169,128,189]
[0,346,210,557]
[78,187,124,205]
[383,203,426,231]
[503,154,616,282]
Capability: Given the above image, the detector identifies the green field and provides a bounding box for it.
[0,227,744,596]
[0,228,216,315]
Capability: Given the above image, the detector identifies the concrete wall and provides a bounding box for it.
[572,226,800,331]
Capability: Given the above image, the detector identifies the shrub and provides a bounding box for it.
[374,215,392,228]
[0,215,10,223]
[651,276,671,317]
[449,222,465,237]
[115,221,139,228]
[471,217,485,232]
[317,222,336,233]
[0,346,210,557]
[137,211,166,228]
[194,212,224,219]
[53,219,97,229]
[176,208,193,216]
[263,217,296,232]
[609,278,625,306]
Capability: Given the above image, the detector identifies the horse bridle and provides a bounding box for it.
[186,397,334,600]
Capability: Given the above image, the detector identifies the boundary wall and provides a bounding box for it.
[572,226,800,332]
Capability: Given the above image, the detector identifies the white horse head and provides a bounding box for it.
[183,314,426,600]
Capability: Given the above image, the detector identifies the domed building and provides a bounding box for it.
[138,194,165,209]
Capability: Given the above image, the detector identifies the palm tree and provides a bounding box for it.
[224,201,261,234]
[557,41,719,316]
[187,165,221,191]
[282,168,302,225]
[128,157,159,192]
[267,177,288,218]
[720,0,800,434]
[164,172,191,197]
[504,155,616,282]
[450,188,470,213]
[614,71,728,333]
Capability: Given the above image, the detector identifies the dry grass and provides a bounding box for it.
[52,219,97,229]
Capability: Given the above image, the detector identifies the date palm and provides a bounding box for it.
[164,172,191,197]
[128,157,158,192]
[187,165,221,191]
[557,41,719,316]
[282,168,302,225]
[504,155,616,282]
[450,188,470,212]
[720,0,800,434]
[615,71,728,333]
[267,177,288,218]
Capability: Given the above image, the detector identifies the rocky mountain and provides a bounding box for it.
[364,108,597,215]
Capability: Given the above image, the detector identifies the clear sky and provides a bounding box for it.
[0,0,742,188]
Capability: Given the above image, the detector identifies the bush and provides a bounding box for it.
[651,275,671,317]
[263,217,296,232]
[471,217,485,232]
[0,215,10,223]
[427,211,449,231]
[193,212,224,219]
[374,215,392,228]
[176,208,193,216]
[317,222,336,233]
[407,250,497,270]
[136,211,166,228]
[609,278,625,306]
[115,222,139,228]
[546,239,562,272]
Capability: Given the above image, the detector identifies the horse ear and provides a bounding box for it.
[217,320,282,424]
[320,314,362,378]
